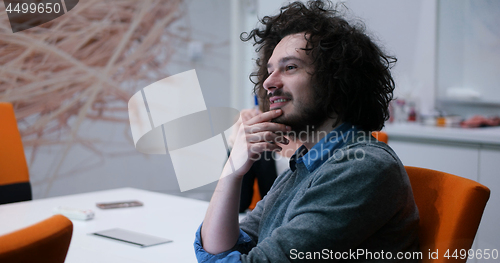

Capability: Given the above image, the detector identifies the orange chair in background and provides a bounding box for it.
[0,215,73,263]
[0,102,32,205]
[405,166,490,263]
[249,179,261,210]
[371,131,388,144]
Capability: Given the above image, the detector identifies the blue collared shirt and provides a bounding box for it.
[290,122,359,172]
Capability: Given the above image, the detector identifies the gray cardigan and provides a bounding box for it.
[238,135,420,262]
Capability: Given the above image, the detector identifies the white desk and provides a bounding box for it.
[0,188,209,263]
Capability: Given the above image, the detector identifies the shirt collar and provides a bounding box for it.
[289,122,359,172]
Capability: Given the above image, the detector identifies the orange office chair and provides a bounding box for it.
[0,102,32,205]
[371,131,388,144]
[0,214,73,263]
[405,166,490,263]
[249,179,261,210]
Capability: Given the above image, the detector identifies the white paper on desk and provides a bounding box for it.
[91,228,172,247]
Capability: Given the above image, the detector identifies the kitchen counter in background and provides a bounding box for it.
[384,122,500,146]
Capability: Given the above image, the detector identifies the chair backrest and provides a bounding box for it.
[0,214,73,263]
[405,166,490,263]
[371,131,388,144]
[0,102,32,204]
[249,178,261,210]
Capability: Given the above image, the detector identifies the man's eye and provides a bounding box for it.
[286,65,296,70]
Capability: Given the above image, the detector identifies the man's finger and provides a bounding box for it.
[246,109,283,125]
[247,132,290,144]
[245,122,291,134]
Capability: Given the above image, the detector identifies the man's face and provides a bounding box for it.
[263,33,326,133]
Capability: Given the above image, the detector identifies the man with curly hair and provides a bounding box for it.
[194,1,420,262]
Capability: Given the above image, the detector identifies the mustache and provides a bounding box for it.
[267,90,293,99]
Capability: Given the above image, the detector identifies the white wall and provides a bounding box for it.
[437,0,500,104]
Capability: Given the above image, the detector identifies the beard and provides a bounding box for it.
[269,90,328,136]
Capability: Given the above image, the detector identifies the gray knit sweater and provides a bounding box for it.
[237,135,420,262]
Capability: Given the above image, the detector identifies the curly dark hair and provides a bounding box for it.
[241,0,396,131]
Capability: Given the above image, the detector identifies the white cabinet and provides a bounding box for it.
[476,147,500,263]
[390,140,479,182]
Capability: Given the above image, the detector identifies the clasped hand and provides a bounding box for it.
[223,109,291,179]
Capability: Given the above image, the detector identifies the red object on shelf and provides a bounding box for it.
[461,115,500,128]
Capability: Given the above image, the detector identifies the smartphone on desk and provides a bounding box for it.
[96,200,143,209]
